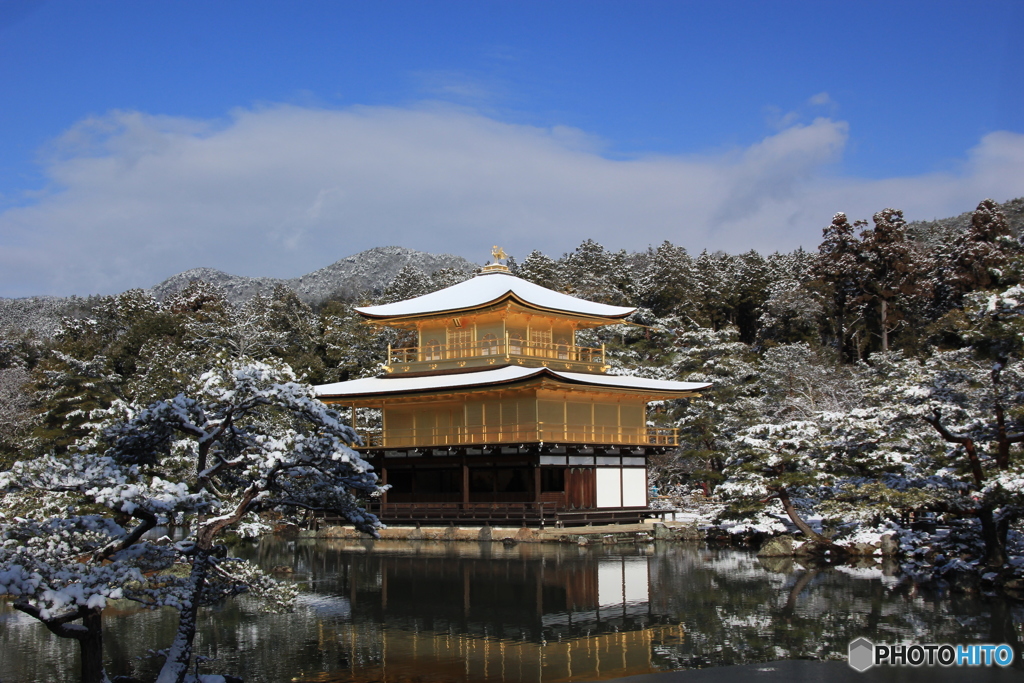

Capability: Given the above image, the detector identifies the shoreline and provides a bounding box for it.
[303,519,691,544]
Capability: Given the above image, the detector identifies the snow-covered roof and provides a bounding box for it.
[316,366,710,400]
[355,270,636,320]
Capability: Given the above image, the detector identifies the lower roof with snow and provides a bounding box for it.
[316,365,710,402]
[355,270,636,321]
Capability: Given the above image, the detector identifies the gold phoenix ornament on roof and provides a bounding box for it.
[491,245,508,263]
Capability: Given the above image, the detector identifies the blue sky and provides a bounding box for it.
[1,0,1023,296]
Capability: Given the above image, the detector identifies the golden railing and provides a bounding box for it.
[355,423,679,448]
[387,337,605,365]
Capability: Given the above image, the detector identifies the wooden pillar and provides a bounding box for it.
[462,457,470,504]
[587,467,596,509]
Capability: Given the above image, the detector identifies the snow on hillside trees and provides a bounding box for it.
[714,285,1024,580]
[0,358,383,683]
[932,198,1020,313]
[888,285,1024,570]
[0,337,38,468]
[658,327,762,495]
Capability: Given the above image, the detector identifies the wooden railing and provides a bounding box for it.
[387,337,605,366]
[356,423,679,448]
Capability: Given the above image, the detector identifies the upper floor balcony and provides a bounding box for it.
[355,422,679,449]
[385,336,607,374]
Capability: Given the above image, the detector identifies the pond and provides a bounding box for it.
[2,538,1022,682]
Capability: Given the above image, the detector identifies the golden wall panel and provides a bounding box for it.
[376,390,665,447]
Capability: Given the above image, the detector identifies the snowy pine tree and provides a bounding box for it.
[1,358,383,683]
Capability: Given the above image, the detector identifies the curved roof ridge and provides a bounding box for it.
[314,365,711,399]
[355,271,635,320]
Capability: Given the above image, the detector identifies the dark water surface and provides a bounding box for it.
[2,539,1022,682]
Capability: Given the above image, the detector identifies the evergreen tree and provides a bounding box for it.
[858,208,927,353]
[166,280,231,319]
[320,300,394,382]
[812,212,868,361]
[380,265,430,303]
[184,292,285,360]
[733,250,771,342]
[636,241,695,318]
[1,359,382,683]
[516,250,563,290]
[690,251,726,329]
[265,286,325,381]
[661,327,760,494]
[0,365,34,469]
[560,239,633,304]
[33,352,123,452]
[429,266,472,290]
[932,198,1021,313]
[756,280,824,347]
[766,247,815,283]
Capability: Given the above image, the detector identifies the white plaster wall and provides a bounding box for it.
[622,468,647,507]
[596,468,622,508]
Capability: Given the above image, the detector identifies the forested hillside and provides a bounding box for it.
[2,197,1024,590]
[0,245,479,336]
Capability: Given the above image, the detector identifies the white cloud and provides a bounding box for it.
[1,102,1022,297]
[808,91,834,107]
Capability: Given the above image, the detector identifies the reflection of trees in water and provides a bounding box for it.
[647,545,1021,670]
[1,608,82,681]
[3,540,1020,682]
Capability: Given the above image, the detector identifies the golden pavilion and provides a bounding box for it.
[315,249,710,526]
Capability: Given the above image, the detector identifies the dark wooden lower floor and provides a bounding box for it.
[375,444,654,498]
[325,444,666,527]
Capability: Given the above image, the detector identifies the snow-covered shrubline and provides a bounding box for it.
[355,270,636,319]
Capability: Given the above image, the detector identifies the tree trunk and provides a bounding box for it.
[921,410,1014,567]
[836,309,846,362]
[155,547,211,683]
[78,609,108,683]
[782,568,819,618]
[979,508,1008,568]
[996,402,1011,469]
[922,412,984,487]
[775,487,829,543]
[156,488,259,683]
[13,604,108,683]
[880,298,888,352]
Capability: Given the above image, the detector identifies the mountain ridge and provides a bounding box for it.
[2,246,480,336]
[146,246,479,305]
[147,244,479,303]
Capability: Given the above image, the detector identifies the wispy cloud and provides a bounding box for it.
[765,92,839,130]
[413,71,507,107]
[1,102,1021,297]
[808,91,834,108]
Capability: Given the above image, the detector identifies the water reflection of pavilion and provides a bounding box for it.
[297,540,685,682]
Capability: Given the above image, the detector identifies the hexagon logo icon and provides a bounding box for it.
[848,637,875,672]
